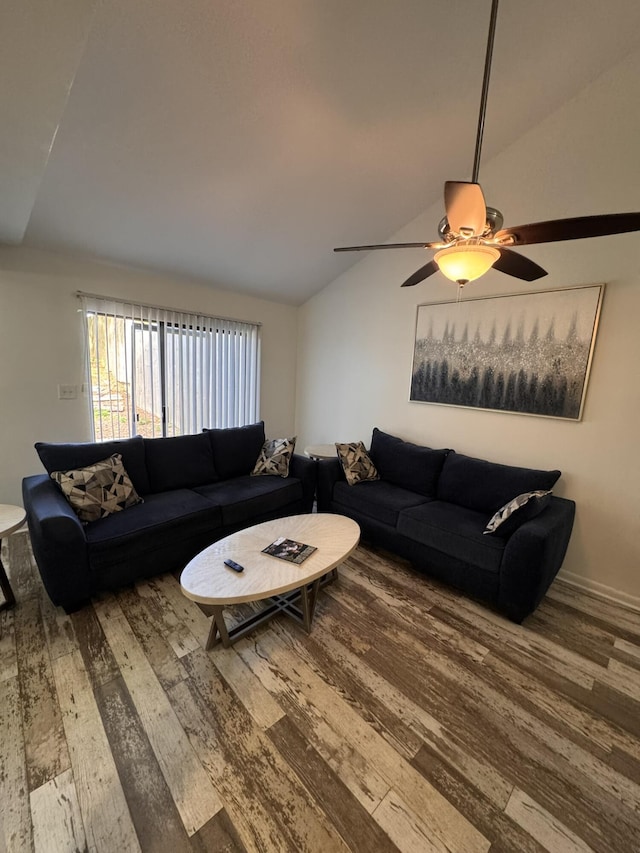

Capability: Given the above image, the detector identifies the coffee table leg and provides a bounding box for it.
[0,540,16,612]
[299,578,322,633]
[205,605,231,650]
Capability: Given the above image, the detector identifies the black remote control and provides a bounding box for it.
[224,558,244,573]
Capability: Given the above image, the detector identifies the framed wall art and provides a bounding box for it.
[409,284,604,421]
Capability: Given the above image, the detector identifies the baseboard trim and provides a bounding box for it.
[557,569,640,614]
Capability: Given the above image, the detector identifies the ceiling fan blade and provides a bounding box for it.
[496,212,640,246]
[444,181,487,235]
[334,241,440,252]
[400,260,439,287]
[492,248,547,281]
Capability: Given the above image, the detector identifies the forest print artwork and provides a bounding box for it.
[410,285,603,420]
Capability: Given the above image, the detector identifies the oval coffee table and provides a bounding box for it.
[180,513,360,649]
[0,504,27,611]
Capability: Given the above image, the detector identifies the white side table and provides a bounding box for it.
[304,444,337,460]
[0,505,26,611]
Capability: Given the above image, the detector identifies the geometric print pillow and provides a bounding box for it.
[335,441,380,486]
[50,453,143,523]
[251,437,297,478]
[483,490,552,538]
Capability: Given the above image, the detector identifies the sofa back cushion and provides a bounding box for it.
[437,451,561,514]
[144,433,218,493]
[369,428,449,498]
[36,435,150,495]
[204,421,266,480]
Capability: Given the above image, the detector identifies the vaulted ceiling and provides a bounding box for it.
[2,0,640,304]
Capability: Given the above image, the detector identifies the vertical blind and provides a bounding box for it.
[80,294,261,441]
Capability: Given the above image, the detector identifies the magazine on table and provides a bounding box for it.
[262,536,317,564]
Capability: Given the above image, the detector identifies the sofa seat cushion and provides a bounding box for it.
[398,500,505,573]
[194,475,302,527]
[86,489,222,570]
[332,479,430,527]
[437,451,561,514]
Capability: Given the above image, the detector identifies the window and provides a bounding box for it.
[81,294,261,440]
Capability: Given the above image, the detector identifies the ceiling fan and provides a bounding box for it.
[334,0,640,289]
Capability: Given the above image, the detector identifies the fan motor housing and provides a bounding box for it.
[438,206,504,239]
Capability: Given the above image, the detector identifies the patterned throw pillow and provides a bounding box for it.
[336,441,380,486]
[484,490,552,537]
[51,453,143,523]
[251,437,296,477]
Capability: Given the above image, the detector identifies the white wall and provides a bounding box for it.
[0,248,298,504]
[295,48,640,602]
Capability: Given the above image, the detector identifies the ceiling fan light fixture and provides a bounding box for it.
[434,243,500,284]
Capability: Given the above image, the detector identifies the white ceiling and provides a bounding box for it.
[2,0,640,304]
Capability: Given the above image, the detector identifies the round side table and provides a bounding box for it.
[304,444,337,461]
[0,505,27,611]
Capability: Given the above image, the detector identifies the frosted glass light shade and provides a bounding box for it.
[434,244,500,283]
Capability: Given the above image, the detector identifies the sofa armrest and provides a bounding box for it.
[288,454,318,512]
[498,496,576,622]
[317,458,345,512]
[22,475,90,611]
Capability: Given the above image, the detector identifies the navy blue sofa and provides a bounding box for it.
[317,428,575,623]
[22,422,316,613]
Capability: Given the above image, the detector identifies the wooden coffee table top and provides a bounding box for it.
[0,505,26,538]
[180,513,360,606]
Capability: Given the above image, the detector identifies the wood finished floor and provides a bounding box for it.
[1,532,640,852]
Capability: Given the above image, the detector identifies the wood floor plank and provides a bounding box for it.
[343,554,490,664]
[134,578,201,658]
[51,648,141,853]
[5,535,640,852]
[371,788,447,853]
[0,608,18,684]
[411,745,545,853]
[606,658,640,701]
[505,787,596,853]
[532,596,618,667]
[178,646,351,853]
[279,615,513,809]
[6,532,39,601]
[94,675,193,853]
[235,634,392,814]
[168,676,284,853]
[363,631,640,852]
[267,714,398,853]
[116,586,188,690]
[30,768,87,853]
[0,676,32,853]
[93,596,223,836]
[70,604,120,688]
[189,809,247,853]
[14,596,70,790]
[40,592,77,662]
[547,584,640,641]
[147,574,211,648]
[343,557,596,690]
[610,637,640,670]
[271,620,423,762]
[209,644,285,730]
[248,629,491,853]
[614,637,640,662]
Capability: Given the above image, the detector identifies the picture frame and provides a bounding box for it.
[409,284,604,421]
